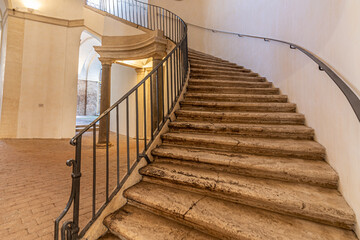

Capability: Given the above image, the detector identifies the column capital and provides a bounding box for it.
[99,58,114,66]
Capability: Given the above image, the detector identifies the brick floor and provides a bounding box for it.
[0,132,143,240]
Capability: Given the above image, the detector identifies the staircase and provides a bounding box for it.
[99,49,358,239]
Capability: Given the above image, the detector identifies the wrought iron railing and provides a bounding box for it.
[54,0,188,239]
[188,23,360,122]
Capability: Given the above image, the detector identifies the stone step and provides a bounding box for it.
[190,63,249,72]
[180,100,297,112]
[152,146,338,188]
[191,71,258,78]
[139,164,355,230]
[161,132,325,160]
[191,65,251,72]
[187,85,279,94]
[104,204,218,240]
[168,121,314,139]
[190,68,256,76]
[175,109,305,125]
[184,92,288,103]
[190,59,244,69]
[189,55,231,65]
[98,232,120,240]
[125,182,357,240]
[190,73,267,81]
[188,51,224,60]
[188,79,272,88]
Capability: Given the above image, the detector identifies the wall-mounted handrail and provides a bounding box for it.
[54,0,188,239]
[188,23,360,122]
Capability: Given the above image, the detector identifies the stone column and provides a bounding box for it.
[151,57,164,132]
[98,59,113,145]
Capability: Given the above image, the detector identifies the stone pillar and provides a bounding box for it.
[98,59,113,145]
[151,57,164,132]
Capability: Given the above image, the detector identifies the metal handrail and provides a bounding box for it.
[188,23,360,122]
[55,0,188,239]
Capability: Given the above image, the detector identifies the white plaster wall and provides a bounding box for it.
[110,63,137,138]
[150,0,360,235]
[83,7,145,38]
[17,20,82,138]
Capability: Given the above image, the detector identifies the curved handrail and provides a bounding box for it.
[188,23,360,122]
[55,0,188,239]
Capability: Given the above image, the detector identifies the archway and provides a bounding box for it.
[76,30,102,128]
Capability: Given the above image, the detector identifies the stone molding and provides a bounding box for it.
[94,30,168,61]
[6,8,84,28]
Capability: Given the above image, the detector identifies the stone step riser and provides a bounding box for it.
[184,95,288,103]
[180,102,296,113]
[175,112,305,125]
[190,65,248,72]
[189,57,234,64]
[180,105,296,113]
[168,125,314,140]
[190,60,243,69]
[125,182,356,240]
[190,66,251,72]
[190,72,258,78]
[190,77,266,83]
[187,86,279,95]
[190,74,266,81]
[151,148,338,188]
[188,80,272,88]
[189,56,231,65]
[140,176,353,231]
[161,136,324,160]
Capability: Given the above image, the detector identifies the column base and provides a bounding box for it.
[96,142,114,149]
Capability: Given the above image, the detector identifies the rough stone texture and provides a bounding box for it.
[161,132,325,160]
[125,182,357,240]
[151,146,337,188]
[189,79,272,87]
[176,109,305,124]
[98,232,120,240]
[184,92,288,102]
[180,100,297,112]
[168,121,314,139]
[139,162,355,229]
[104,205,218,240]
[99,49,358,239]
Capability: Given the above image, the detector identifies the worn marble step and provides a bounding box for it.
[184,92,288,103]
[104,204,218,240]
[152,146,338,188]
[175,110,306,125]
[190,73,267,82]
[189,55,231,65]
[187,85,279,94]
[125,182,357,240]
[180,100,297,112]
[188,51,224,59]
[98,232,120,240]
[191,67,256,75]
[190,70,258,78]
[188,79,272,88]
[188,51,223,60]
[190,63,249,72]
[190,59,243,69]
[139,163,355,229]
[161,132,325,160]
[190,67,255,76]
[168,121,314,139]
[191,71,258,78]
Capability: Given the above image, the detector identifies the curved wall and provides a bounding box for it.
[150,0,360,235]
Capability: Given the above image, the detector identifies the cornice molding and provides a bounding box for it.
[6,9,84,28]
